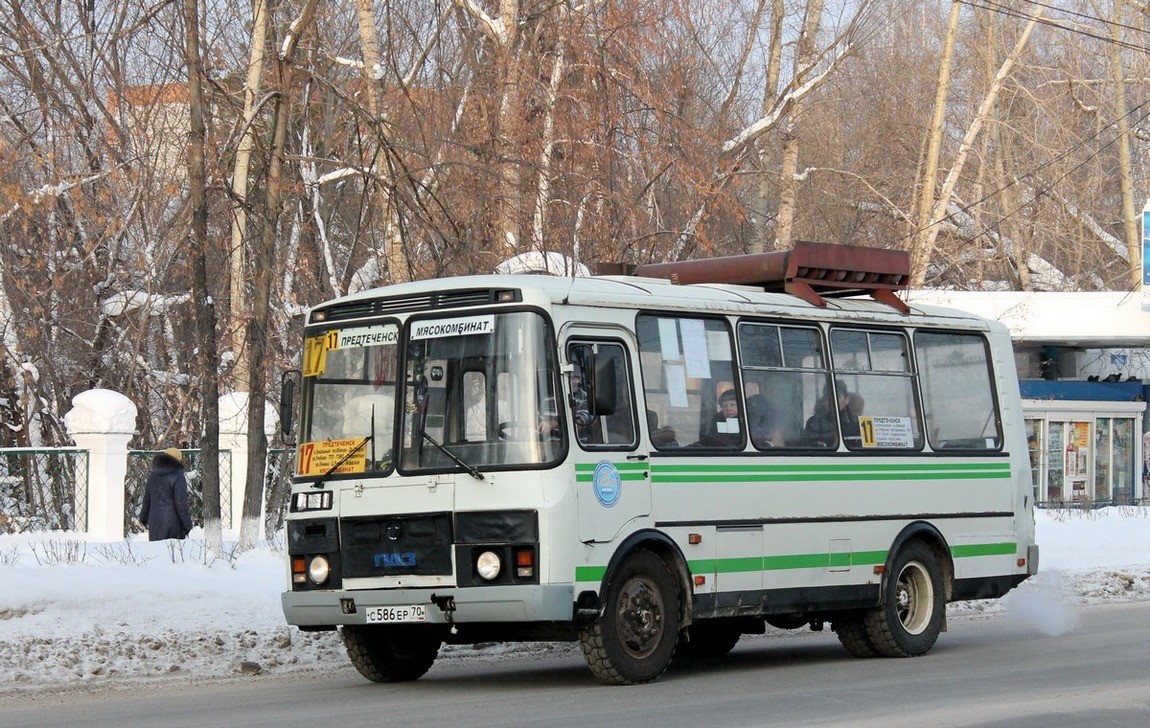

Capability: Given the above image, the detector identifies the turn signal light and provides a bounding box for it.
[516,548,535,578]
[292,556,306,584]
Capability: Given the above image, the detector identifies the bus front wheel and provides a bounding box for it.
[579,549,681,684]
[863,541,945,657]
[342,624,441,683]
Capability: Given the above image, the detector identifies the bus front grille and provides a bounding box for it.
[339,513,453,578]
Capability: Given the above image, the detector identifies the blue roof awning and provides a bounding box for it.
[1019,379,1146,402]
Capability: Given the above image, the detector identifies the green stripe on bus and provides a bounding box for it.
[572,461,1009,484]
[654,472,1007,484]
[575,472,648,482]
[575,462,648,471]
[653,462,1008,474]
[574,462,649,482]
[950,542,1016,558]
[575,565,607,582]
[575,543,1011,583]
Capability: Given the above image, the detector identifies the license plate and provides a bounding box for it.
[364,605,427,623]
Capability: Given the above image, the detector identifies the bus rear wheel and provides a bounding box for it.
[863,541,945,657]
[342,624,441,683]
[579,549,681,684]
[833,614,879,658]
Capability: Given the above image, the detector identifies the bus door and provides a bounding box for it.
[563,334,650,543]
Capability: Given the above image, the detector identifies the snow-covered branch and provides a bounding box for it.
[453,0,506,44]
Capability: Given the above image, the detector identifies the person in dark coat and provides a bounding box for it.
[139,447,194,541]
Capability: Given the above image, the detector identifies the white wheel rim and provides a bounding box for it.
[895,559,934,635]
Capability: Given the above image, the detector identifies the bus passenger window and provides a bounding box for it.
[830,329,920,450]
[637,315,740,450]
[914,331,1001,450]
[738,322,833,449]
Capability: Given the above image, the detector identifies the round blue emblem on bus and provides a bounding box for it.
[592,460,622,508]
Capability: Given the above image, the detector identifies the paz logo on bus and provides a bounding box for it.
[374,552,417,568]
[592,461,622,508]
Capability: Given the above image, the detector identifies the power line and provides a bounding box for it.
[960,0,1150,54]
[903,1,1150,254]
[917,98,1150,282]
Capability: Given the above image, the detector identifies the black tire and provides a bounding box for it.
[674,619,741,659]
[863,541,945,657]
[579,549,681,684]
[833,614,879,658]
[342,624,442,683]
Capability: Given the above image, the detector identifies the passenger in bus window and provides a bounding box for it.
[804,380,860,445]
[569,367,595,442]
[746,394,783,447]
[647,409,679,448]
[703,389,742,446]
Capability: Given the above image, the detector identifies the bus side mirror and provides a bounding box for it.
[589,356,617,417]
[280,370,300,446]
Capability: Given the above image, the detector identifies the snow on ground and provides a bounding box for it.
[1,507,1148,694]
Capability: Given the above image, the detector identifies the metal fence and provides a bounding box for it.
[0,446,296,536]
[126,449,233,534]
[0,448,89,533]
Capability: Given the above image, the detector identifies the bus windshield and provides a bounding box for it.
[299,322,399,477]
[399,310,562,472]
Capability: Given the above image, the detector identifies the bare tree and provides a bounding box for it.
[184,0,223,553]
[239,0,321,550]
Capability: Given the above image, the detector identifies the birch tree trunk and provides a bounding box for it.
[531,44,565,251]
[240,0,320,550]
[774,0,824,250]
[495,0,523,255]
[1107,0,1139,288]
[353,0,408,285]
[910,6,1043,287]
[226,0,268,393]
[184,0,223,554]
[751,0,782,254]
[910,0,960,275]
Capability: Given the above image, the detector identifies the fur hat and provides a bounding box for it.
[162,447,184,464]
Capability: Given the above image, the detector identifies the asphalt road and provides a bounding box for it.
[5,602,1148,727]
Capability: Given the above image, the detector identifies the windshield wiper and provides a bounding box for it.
[312,435,371,489]
[420,430,484,481]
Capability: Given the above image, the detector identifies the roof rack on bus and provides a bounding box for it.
[607,241,911,314]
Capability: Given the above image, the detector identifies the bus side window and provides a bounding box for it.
[830,328,920,451]
[738,321,833,449]
[637,315,740,450]
[568,341,637,449]
[914,331,1002,450]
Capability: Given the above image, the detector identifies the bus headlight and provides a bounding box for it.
[308,555,331,585]
[476,551,502,580]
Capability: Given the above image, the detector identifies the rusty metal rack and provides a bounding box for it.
[621,241,911,313]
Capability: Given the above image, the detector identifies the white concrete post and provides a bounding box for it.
[218,392,249,531]
[218,392,278,533]
[63,389,137,540]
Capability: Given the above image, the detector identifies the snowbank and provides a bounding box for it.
[1,507,1147,693]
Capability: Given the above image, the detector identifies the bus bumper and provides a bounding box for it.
[282,583,575,627]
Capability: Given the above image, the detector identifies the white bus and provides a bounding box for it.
[280,242,1038,685]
